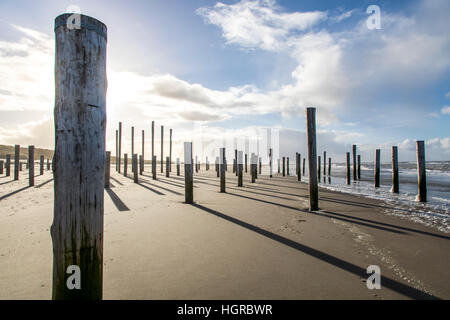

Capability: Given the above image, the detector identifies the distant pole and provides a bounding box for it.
[52,13,106,300]
[357,155,361,180]
[375,149,381,188]
[391,146,399,193]
[118,122,122,173]
[297,153,301,181]
[133,154,138,183]
[124,153,128,177]
[141,130,144,172]
[115,130,118,171]
[131,127,134,172]
[220,148,226,192]
[286,157,289,176]
[151,121,155,175]
[251,153,256,183]
[269,148,273,178]
[238,151,243,187]
[47,158,50,171]
[216,156,219,178]
[346,152,351,185]
[166,157,169,177]
[233,149,237,173]
[282,157,285,176]
[176,158,180,176]
[40,155,44,175]
[169,129,172,172]
[184,143,193,203]
[139,155,143,175]
[303,158,306,176]
[352,145,357,181]
[278,158,280,174]
[161,125,164,173]
[416,141,427,202]
[0,160,3,175]
[6,155,11,176]
[318,155,321,180]
[14,144,20,180]
[245,154,248,173]
[259,157,262,175]
[195,156,198,173]
[28,146,34,186]
[152,155,156,180]
[328,158,331,176]
[105,151,110,188]
[306,107,318,211]
[323,151,326,176]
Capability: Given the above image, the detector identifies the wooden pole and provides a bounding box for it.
[328,157,331,176]
[346,152,351,185]
[391,146,399,193]
[133,154,138,183]
[152,155,156,180]
[277,158,280,174]
[303,158,306,176]
[177,158,180,176]
[357,155,361,180]
[115,130,118,171]
[141,130,144,172]
[375,149,381,188]
[306,107,318,211]
[161,125,164,173]
[286,157,289,176]
[40,155,44,175]
[169,129,172,172]
[251,153,256,183]
[323,151,326,176]
[151,121,154,175]
[124,153,128,177]
[318,155,321,180]
[6,154,10,176]
[416,141,427,202]
[139,155,143,175]
[47,158,50,171]
[131,126,134,172]
[165,157,169,177]
[245,154,248,173]
[238,151,243,187]
[0,160,3,175]
[352,144,357,181]
[220,148,226,192]
[118,122,122,173]
[14,144,20,180]
[105,151,110,188]
[269,148,273,178]
[259,157,262,175]
[28,146,34,186]
[233,149,237,173]
[216,156,219,178]
[282,157,285,176]
[195,156,198,173]
[297,153,301,181]
[184,142,193,203]
[52,14,106,300]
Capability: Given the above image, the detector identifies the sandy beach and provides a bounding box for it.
[0,165,449,300]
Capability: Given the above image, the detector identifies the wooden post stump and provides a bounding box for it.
[352,144,357,181]
[133,154,138,183]
[118,122,122,173]
[160,125,164,173]
[357,155,361,180]
[282,157,285,177]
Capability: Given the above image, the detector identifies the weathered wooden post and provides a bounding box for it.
[259,157,262,175]
[169,128,172,172]
[141,130,145,172]
[195,156,198,173]
[286,157,289,176]
[115,130,118,171]
[6,154,11,176]
[215,156,219,178]
[323,151,326,176]
[165,157,169,177]
[220,148,226,192]
[105,151,110,188]
[282,157,285,176]
[416,141,427,202]
[318,155,321,180]
[328,157,331,176]
[251,153,256,183]
[255,156,258,180]
[40,155,44,175]
[26,159,29,170]
[206,156,209,171]
[133,154,138,183]
[391,146,399,193]
[297,153,301,181]
[28,146,34,186]
[118,122,122,173]
[233,150,236,173]
[52,13,106,300]
[357,155,361,180]
[47,158,50,171]
[269,148,273,178]
[238,151,243,187]
[346,152,351,185]
[161,125,164,173]
[151,121,155,175]
[374,149,381,188]
[277,158,280,174]
[306,107,318,211]
[0,160,3,175]
[139,155,143,175]
[20,162,22,171]
[14,144,20,180]
[124,153,128,177]
[352,144,357,181]
[184,142,193,203]
[303,158,306,176]
[177,158,180,176]
[152,155,156,180]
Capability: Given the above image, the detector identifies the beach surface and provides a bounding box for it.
[0,165,449,299]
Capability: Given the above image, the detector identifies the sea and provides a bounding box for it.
[285,161,450,233]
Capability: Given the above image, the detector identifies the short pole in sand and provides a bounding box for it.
[133,154,138,183]
[161,126,164,174]
[206,156,209,171]
[357,155,361,180]
[306,107,318,211]
[220,147,226,192]
[374,149,381,188]
[416,141,427,202]
[177,158,180,176]
[251,153,256,183]
[105,151,110,188]
[238,151,243,187]
[233,150,236,173]
[131,127,135,172]
[286,157,289,176]
[52,13,106,300]
[184,142,193,203]
[14,144,20,180]
[195,156,198,173]
[40,155,44,175]
[278,158,280,174]
[391,146,399,194]
[166,157,169,177]
[282,157,285,176]
[118,122,122,173]
[124,153,128,177]
[28,146,34,186]
[152,155,157,180]
[6,155,11,176]
[346,152,351,185]
[141,130,145,173]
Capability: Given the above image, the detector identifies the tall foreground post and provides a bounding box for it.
[306,107,318,211]
[14,144,20,180]
[391,146,399,193]
[184,142,193,203]
[220,148,226,192]
[416,141,427,202]
[352,144,357,181]
[375,149,381,188]
[28,146,34,187]
[118,122,122,173]
[161,126,164,173]
[52,14,107,300]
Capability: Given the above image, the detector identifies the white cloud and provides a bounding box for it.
[445,92,450,99]
[442,106,450,114]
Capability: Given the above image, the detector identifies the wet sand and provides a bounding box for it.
[0,165,449,299]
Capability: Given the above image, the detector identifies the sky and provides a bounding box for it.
[0,0,449,163]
